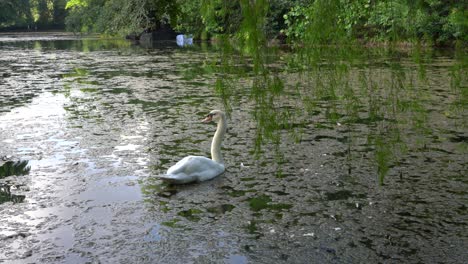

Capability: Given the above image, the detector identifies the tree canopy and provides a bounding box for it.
[0,0,67,30]
[0,0,466,45]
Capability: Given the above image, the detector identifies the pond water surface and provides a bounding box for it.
[0,33,466,263]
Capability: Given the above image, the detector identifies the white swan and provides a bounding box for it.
[159,110,227,184]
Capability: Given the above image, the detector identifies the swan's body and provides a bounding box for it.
[163,156,224,184]
[159,110,227,184]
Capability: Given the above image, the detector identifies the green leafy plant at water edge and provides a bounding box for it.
[281,5,309,41]
[0,161,31,179]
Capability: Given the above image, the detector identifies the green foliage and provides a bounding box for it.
[237,0,268,52]
[338,0,371,37]
[52,0,68,26]
[280,0,466,45]
[0,0,67,30]
[359,0,467,44]
[282,0,357,44]
[200,0,296,39]
[36,0,53,26]
[0,0,33,28]
[367,0,410,40]
[1,0,465,45]
[445,6,468,42]
[200,0,242,35]
[65,0,179,34]
[97,0,150,34]
[282,4,310,40]
[65,0,104,33]
[174,0,203,35]
[304,0,348,44]
[65,0,88,8]
[263,0,297,38]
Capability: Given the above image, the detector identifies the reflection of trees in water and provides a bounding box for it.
[0,160,29,204]
[202,2,467,186]
[0,183,26,204]
[208,30,466,184]
[0,37,135,114]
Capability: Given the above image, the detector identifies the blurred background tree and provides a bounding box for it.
[0,0,67,30]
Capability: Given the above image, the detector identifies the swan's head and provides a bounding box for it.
[202,110,225,123]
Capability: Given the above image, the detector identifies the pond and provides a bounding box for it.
[0,32,466,263]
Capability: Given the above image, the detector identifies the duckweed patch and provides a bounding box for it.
[248,195,293,212]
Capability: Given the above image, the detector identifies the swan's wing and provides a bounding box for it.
[162,156,224,184]
[166,156,214,175]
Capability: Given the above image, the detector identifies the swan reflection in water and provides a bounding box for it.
[158,110,227,184]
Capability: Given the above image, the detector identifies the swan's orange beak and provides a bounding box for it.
[202,115,213,123]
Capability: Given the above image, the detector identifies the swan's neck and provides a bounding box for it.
[211,117,227,164]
